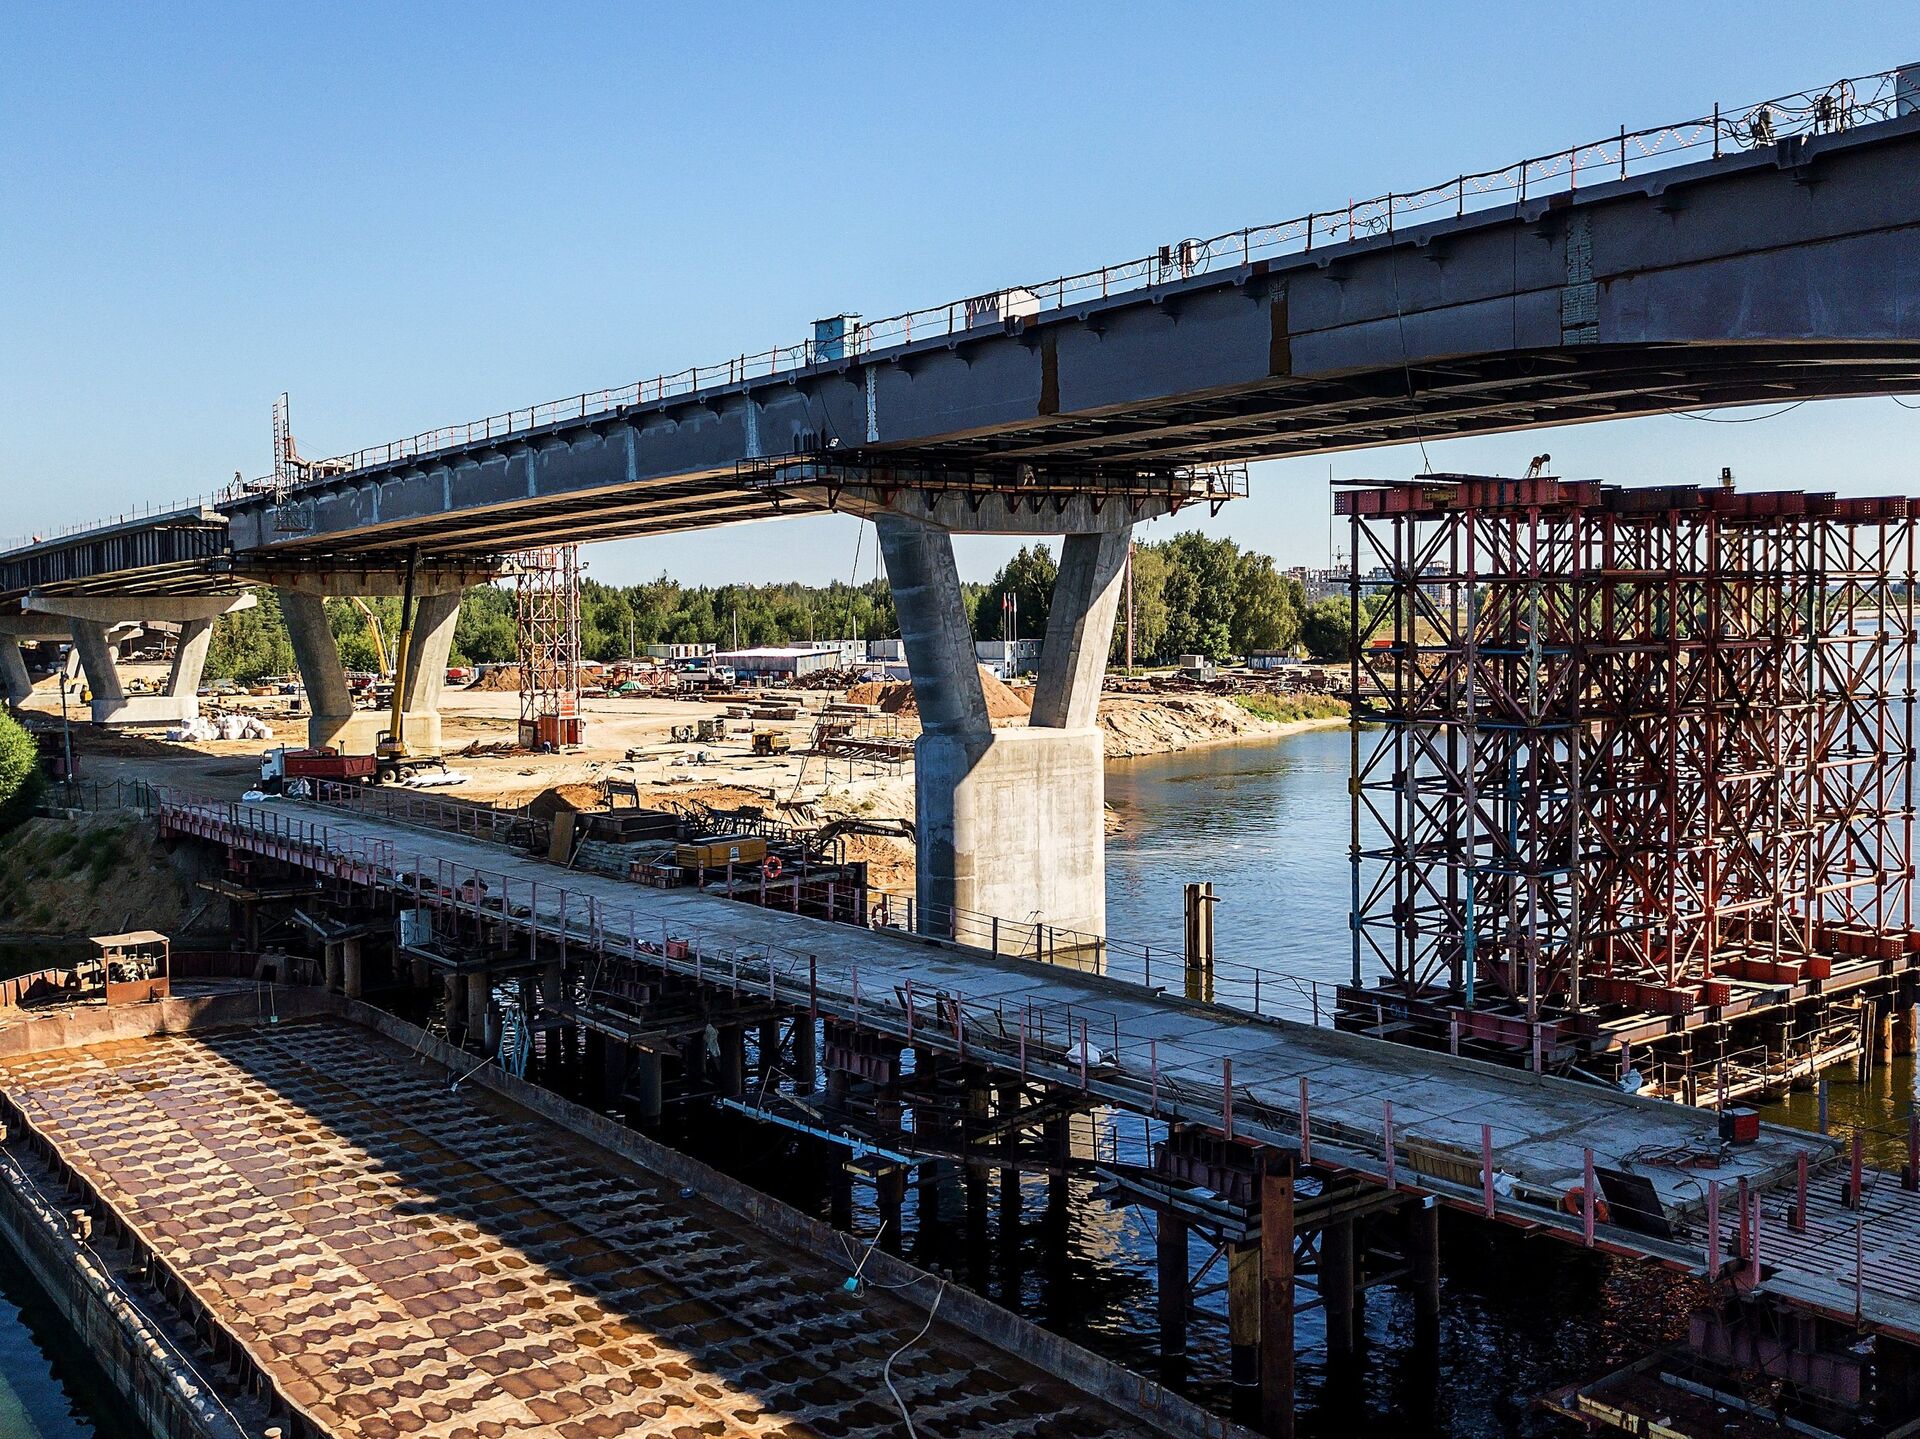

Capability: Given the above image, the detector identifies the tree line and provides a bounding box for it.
[199,531,1347,681]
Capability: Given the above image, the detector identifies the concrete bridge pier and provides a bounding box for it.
[0,639,33,708]
[23,593,255,726]
[877,515,1129,940]
[278,574,470,755]
[0,616,67,708]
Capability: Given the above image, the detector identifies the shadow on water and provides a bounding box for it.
[0,1214,144,1439]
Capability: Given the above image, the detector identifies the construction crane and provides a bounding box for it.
[348,597,390,675]
[377,550,426,769]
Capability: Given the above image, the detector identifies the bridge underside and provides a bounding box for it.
[200,340,1920,561]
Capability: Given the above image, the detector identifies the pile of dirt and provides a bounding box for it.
[845,668,1031,723]
[0,812,196,937]
[470,666,522,691]
[525,782,612,819]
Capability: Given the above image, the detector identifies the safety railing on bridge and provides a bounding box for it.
[21,65,1912,554]
[231,65,1910,491]
[151,783,1920,1329]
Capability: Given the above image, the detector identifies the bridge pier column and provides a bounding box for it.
[394,591,460,757]
[341,936,363,1000]
[1321,1216,1357,1363]
[27,594,253,726]
[792,1014,817,1093]
[164,617,215,712]
[68,619,125,712]
[632,1049,663,1125]
[0,639,32,708]
[1156,1210,1189,1363]
[878,516,1127,939]
[281,590,382,754]
[466,970,493,1052]
[1259,1166,1296,1439]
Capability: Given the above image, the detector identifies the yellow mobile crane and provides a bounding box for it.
[347,597,390,674]
[374,550,442,777]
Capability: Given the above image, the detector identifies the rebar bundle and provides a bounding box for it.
[1343,475,1916,1021]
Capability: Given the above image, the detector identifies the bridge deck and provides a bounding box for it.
[0,1019,1153,1439]
[168,797,1920,1345]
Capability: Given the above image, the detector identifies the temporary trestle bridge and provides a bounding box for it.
[155,787,1920,1438]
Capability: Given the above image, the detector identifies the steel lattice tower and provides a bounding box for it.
[514,545,582,751]
[1342,475,1916,1036]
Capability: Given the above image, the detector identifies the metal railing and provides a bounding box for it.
[248,66,1910,489]
[155,789,1920,1279]
[12,65,1910,557]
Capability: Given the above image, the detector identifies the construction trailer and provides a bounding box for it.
[1338,474,1920,1098]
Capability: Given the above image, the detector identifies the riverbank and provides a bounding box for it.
[1098,692,1347,759]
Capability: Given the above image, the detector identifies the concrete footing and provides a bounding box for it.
[914,726,1108,937]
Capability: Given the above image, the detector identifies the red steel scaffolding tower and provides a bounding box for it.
[1341,474,1916,1058]
[514,545,583,751]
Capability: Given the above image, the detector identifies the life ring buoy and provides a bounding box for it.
[764,856,784,880]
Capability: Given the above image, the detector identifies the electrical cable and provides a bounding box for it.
[1388,250,1435,473]
[1671,398,1816,424]
[882,1276,947,1439]
[1892,395,1920,410]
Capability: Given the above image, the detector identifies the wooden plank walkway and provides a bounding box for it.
[164,796,1920,1344]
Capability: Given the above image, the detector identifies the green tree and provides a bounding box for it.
[1110,542,1171,666]
[0,710,43,831]
[1300,596,1353,662]
[1231,554,1305,655]
[974,545,1057,641]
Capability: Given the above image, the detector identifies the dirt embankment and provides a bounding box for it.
[847,668,1032,723]
[1097,693,1347,759]
[0,812,199,938]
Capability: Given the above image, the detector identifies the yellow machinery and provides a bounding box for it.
[374,550,442,777]
[348,597,390,674]
[752,731,792,756]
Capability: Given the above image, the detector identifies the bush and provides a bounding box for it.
[0,711,44,832]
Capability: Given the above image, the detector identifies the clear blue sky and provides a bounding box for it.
[4,4,1914,584]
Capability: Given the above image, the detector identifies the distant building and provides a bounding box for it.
[714,645,840,679]
[1286,566,1346,604]
[1248,650,1302,670]
[975,638,1042,678]
[644,642,715,660]
[866,638,906,663]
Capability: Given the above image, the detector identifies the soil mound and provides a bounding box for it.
[470,666,522,691]
[846,667,1031,722]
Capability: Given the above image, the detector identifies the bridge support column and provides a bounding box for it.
[879,516,1127,939]
[1260,1166,1296,1439]
[1322,1216,1357,1363]
[1157,1211,1189,1362]
[466,970,493,1053]
[281,590,382,754]
[0,639,32,708]
[394,591,460,758]
[341,936,363,1000]
[26,594,254,726]
[68,619,125,711]
[632,1049,664,1125]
